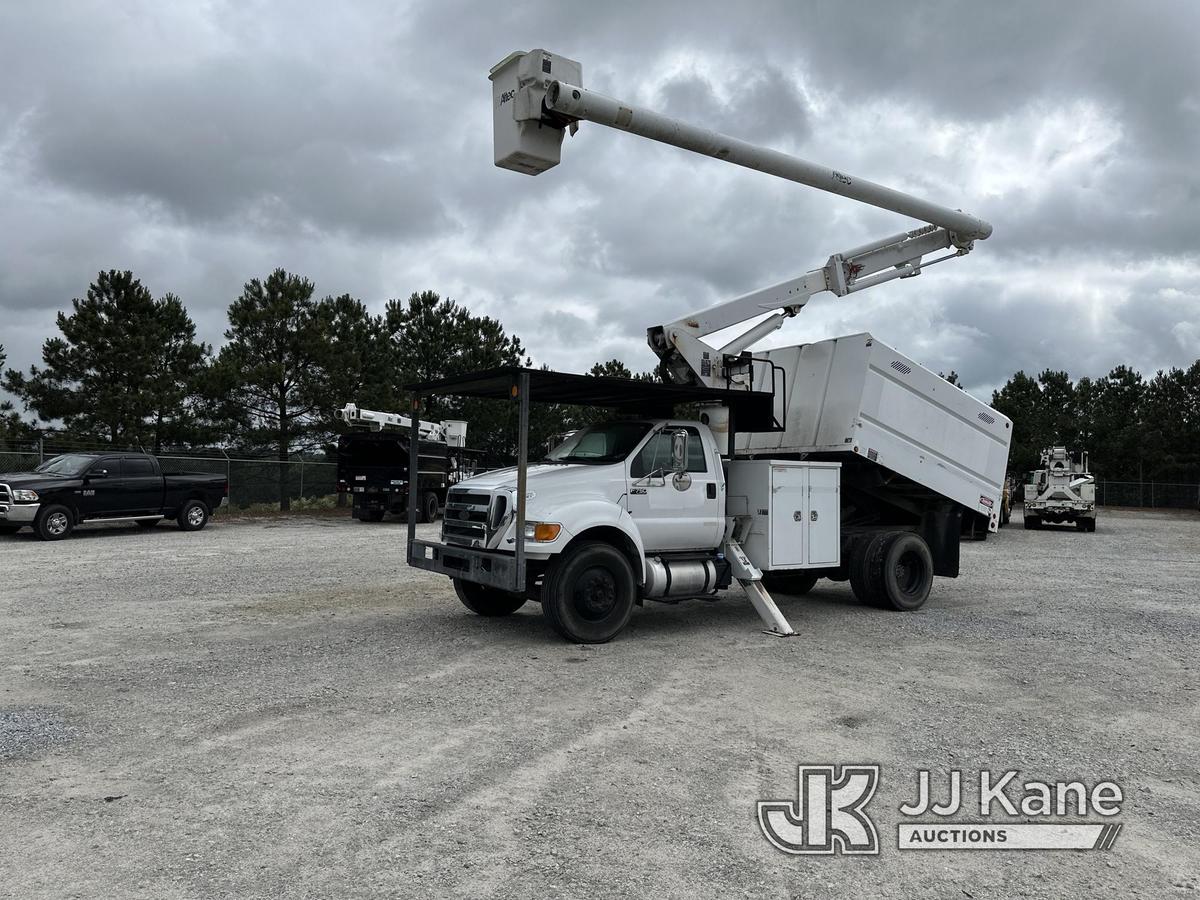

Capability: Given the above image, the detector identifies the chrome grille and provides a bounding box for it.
[442,488,494,546]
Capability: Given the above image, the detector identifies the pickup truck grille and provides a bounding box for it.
[442,488,505,547]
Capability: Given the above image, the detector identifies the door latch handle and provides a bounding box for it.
[793,510,802,521]
[811,511,819,522]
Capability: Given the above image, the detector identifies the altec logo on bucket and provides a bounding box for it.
[757,766,1124,855]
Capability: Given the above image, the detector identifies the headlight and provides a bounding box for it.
[524,521,562,542]
[12,489,38,502]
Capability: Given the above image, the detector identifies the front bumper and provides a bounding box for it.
[0,502,40,524]
[410,539,525,592]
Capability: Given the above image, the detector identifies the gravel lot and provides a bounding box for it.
[2,508,1198,899]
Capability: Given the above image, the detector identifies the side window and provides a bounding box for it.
[630,427,707,477]
[124,458,156,476]
[91,458,120,477]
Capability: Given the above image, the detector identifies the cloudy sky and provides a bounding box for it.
[2,0,1198,404]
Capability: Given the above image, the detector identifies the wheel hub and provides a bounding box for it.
[573,566,617,621]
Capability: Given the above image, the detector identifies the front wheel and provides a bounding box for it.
[542,542,636,643]
[454,579,526,616]
[177,500,210,532]
[762,570,820,596]
[35,505,74,541]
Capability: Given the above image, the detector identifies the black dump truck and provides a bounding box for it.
[335,403,470,524]
[0,452,228,541]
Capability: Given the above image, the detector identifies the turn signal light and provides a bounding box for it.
[531,523,561,542]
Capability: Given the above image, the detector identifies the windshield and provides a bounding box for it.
[545,421,653,464]
[33,454,96,476]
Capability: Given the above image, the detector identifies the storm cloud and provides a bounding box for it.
[2,0,1197,402]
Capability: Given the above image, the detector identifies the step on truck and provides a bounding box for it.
[1023,447,1096,531]
[403,49,1013,642]
[336,403,469,523]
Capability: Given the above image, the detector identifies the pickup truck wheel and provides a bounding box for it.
[454,579,526,617]
[418,491,439,524]
[848,532,888,606]
[178,500,210,532]
[542,542,636,643]
[762,571,820,596]
[869,532,934,611]
[35,505,74,541]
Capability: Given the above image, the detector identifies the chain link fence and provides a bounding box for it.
[1094,480,1200,511]
[0,444,337,509]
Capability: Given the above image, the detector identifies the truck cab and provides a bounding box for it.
[441,419,724,562]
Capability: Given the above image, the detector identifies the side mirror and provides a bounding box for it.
[670,430,689,474]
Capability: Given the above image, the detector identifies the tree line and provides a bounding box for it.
[3,268,1198,498]
[0,269,658,507]
[990,365,1200,483]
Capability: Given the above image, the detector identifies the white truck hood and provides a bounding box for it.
[456,463,628,509]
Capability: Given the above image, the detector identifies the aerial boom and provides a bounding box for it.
[489,49,993,388]
[544,82,991,243]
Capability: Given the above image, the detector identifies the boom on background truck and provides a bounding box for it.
[335,403,469,524]
[405,50,1012,643]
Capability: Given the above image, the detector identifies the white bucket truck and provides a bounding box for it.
[405,50,1012,643]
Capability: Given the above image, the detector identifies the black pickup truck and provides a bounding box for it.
[0,452,228,541]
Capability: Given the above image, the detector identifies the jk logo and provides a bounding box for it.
[757,765,880,855]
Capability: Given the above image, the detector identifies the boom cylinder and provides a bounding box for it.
[545,82,992,242]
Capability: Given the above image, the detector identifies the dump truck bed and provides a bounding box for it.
[738,333,1013,531]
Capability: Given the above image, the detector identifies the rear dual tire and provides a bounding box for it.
[761,570,820,596]
[849,531,933,611]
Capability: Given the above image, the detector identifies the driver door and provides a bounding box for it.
[625,425,723,551]
[81,457,126,517]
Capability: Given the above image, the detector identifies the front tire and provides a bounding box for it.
[454,579,526,617]
[177,500,210,532]
[762,570,820,596]
[542,542,636,643]
[35,505,74,541]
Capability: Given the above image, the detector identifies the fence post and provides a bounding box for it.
[38,437,44,465]
[299,459,305,501]
[222,450,231,506]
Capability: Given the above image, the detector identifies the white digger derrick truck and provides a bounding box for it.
[336,403,469,523]
[1023,447,1097,531]
[405,49,1013,643]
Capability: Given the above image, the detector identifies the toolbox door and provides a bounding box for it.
[807,466,841,567]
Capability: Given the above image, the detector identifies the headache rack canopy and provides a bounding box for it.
[403,365,778,594]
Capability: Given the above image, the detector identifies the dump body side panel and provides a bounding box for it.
[739,333,1012,530]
